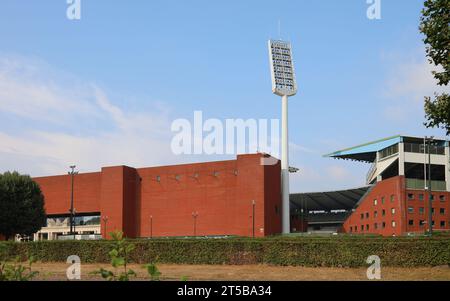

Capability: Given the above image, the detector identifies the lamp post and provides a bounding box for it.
[73,208,77,236]
[150,215,153,239]
[68,165,78,235]
[268,40,298,234]
[425,136,434,235]
[252,200,256,238]
[192,212,198,237]
[102,216,109,239]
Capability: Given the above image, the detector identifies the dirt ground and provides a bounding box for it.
[29,262,450,281]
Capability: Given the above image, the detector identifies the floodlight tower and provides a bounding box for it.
[268,40,298,234]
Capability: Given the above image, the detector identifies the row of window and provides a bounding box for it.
[379,144,399,159]
[350,220,449,232]
[361,206,447,221]
[152,170,237,182]
[349,221,396,233]
[408,220,448,228]
[372,195,396,206]
[407,193,446,202]
[361,208,395,220]
[403,142,446,155]
[408,207,446,215]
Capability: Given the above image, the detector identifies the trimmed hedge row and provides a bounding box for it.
[0,237,449,267]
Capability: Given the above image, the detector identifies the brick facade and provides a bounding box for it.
[343,176,450,236]
[33,154,282,238]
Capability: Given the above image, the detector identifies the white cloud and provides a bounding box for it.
[327,165,351,182]
[0,55,180,176]
[382,51,447,122]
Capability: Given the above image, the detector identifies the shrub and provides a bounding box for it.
[0,236,449,268]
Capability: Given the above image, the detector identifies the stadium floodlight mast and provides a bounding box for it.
[268,40,298,234]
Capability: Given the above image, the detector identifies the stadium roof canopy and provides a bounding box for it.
[322,135,401,163]
[290,186,371,212]
[322,135,449,163]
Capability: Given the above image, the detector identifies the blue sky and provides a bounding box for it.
[0,0,447,192]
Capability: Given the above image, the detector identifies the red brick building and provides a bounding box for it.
[328,136,450,236]
[33,153,282,239]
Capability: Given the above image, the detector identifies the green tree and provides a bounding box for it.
[0,172,46,240]
[420,0,450,135]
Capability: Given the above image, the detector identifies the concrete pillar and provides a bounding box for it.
[398,142,405,176]
[375,152,382,182]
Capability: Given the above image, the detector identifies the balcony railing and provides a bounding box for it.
[406,178,447,191]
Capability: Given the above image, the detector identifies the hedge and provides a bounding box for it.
[0,236,449,267]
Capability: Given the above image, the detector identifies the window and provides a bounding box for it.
[374,199,378,206]
[390,195,395,202]
[374,211,378,218]
[432,220,435,226]
[349,226,353,233]
[408,193,414,200]
[382,209,386,216]
[379,144,398,159]
[361,225,364,231]
[381,197,385,204]
[382,222,386,229]
[419,194,424,201]
[440,208,445,215]
[374,223,378,230]
[420,220,425,227]
[440,221,446,228]
[439,195,445,202]
[360,213,364,220]
[432,208,435,215]
[430,195,435,201]
[408,207,414,214]
[392,221,396,228]
[366,224,369,231]
[408,220,414,226]
[419,207,425,215]
[391,208,396,215]
[366,212,369,219]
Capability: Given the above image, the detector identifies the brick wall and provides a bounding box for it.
[343,176,406,236]
[32,154,282,239]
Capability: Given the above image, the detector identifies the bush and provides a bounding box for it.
[0,236,449,268]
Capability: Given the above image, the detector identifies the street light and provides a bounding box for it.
[425,136,435,235]
[150,215,153,239]
[102,216,109,239]
[68,165,78,235]
[252,200,256,238]
[73,208,77,236]
[192,212,198,237]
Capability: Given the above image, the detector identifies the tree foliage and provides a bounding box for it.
[0,172,46,240]
[420,0,450,135]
